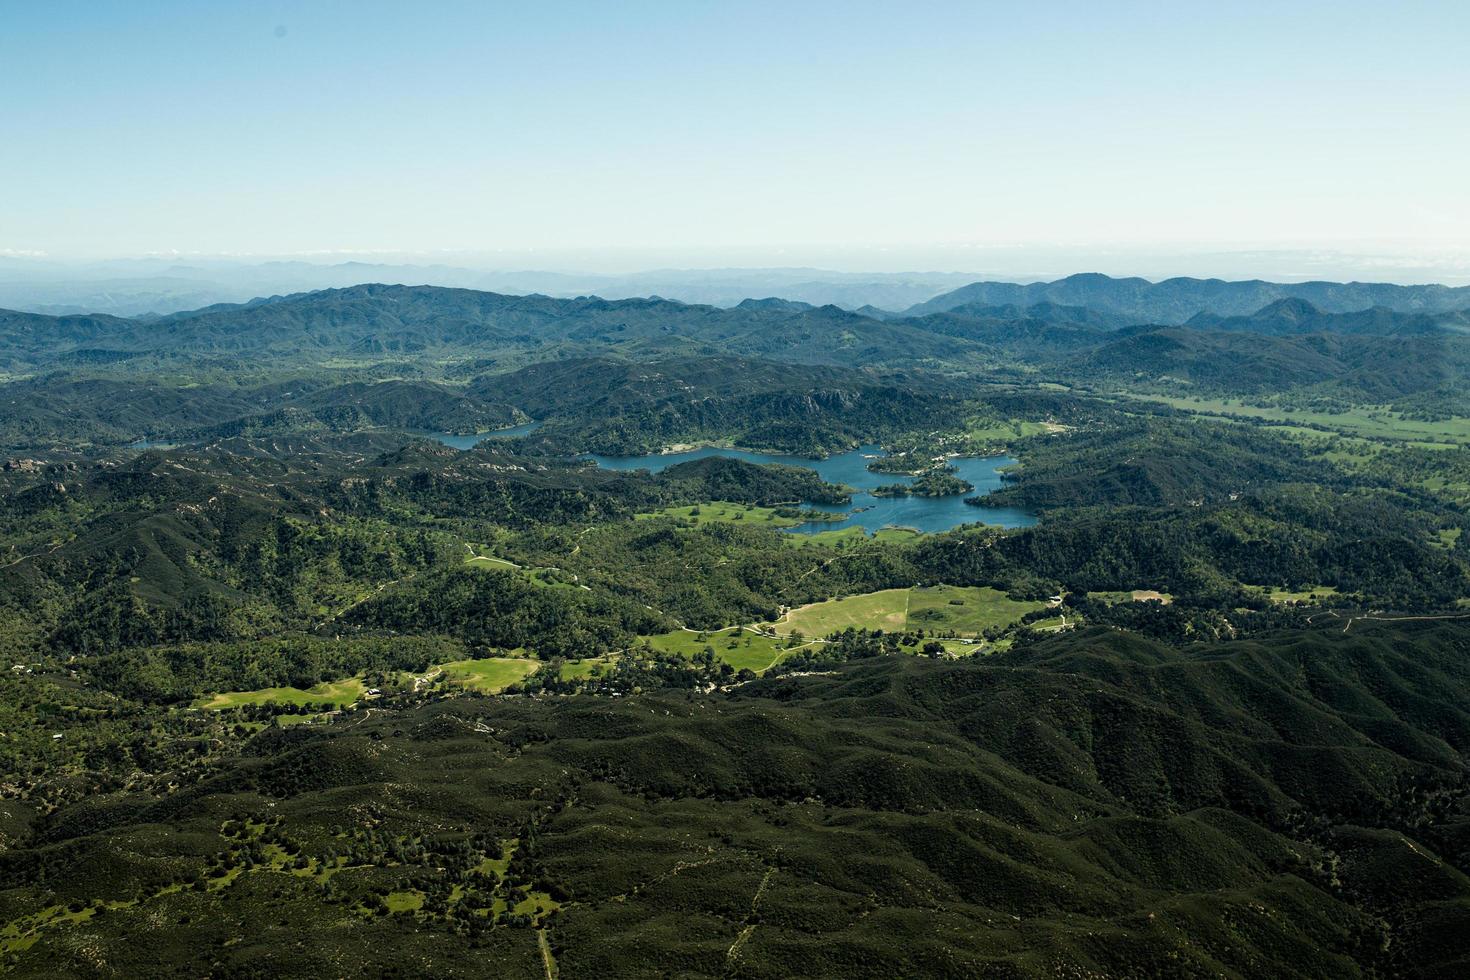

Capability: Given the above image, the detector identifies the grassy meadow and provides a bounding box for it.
[642,628,796,673]
[770,585,1047,639]
[435,657,540,693]
[636,501,801,528]
[196,677,366,711]
[1123,393,1470,446]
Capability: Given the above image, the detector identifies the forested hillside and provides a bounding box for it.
[6,624,1470,977]
[3,279,1470,977]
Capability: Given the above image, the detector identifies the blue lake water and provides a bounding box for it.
[427,420,543,449]
[584,445,1036,534]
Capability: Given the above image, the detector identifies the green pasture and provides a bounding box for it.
[196,677,366,711]
[771,585,1045,639]
[436,657,540,693]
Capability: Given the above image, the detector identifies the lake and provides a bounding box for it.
[427,420,543,449]
[584,445,1036,534]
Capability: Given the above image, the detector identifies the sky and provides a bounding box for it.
[3,0,1469,274]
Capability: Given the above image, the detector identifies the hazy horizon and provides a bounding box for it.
[6,242,1470,286]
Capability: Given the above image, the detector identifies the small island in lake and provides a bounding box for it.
[871,467,974,497]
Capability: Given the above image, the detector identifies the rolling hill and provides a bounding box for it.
[6,622,1470,977]
[1077,326,1470,397]
[0,284,997,374]
[1185,298,1470,336]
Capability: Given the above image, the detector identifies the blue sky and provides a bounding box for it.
[3,0,1468,263]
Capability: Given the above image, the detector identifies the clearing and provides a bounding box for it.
[1121,393,1470,447]
[1088,589,1174,605]
[464,554,520,570]
[558,658,610,681]
[464,550,580,590]
[905,584,1050,634]
[1244,584,1341,605]
[196,677,366,711]
[643,628,798,674]
[636,501,802,528]
[770,585,1045,639]
[783,526,922,549]
[436,657,540,693]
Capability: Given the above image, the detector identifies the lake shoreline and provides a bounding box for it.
[584,444,1036,535]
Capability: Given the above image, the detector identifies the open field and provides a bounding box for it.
[463,554,519,570]
[197,677,366,710]
[1088,590,1175,605]
[383,892,425,914]
[783,525,922,548]
[896,636,986,655]
[1244,584,1342,604]
[1122,393,1470,446]
[775,588,910,636]
[636,501,801,528]
[436,657,540,693]
[559,658,610,681]
[770,585,1044,639]
[274,713,330,727]
[964,418,1055,442]
[905,585,1049,634]
[465,551,580,590]
[642,628,796,673]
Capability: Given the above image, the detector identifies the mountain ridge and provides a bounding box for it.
[907,272,1470,323]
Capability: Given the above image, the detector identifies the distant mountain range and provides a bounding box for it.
[8,261,1470,328]
[0,284,998,374]
[5,282,1470,410]
[907,272,1470,323]
[0,259,979,317]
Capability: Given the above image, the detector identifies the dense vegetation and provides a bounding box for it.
[2,278,1469,976]
[7,624,1470,976]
